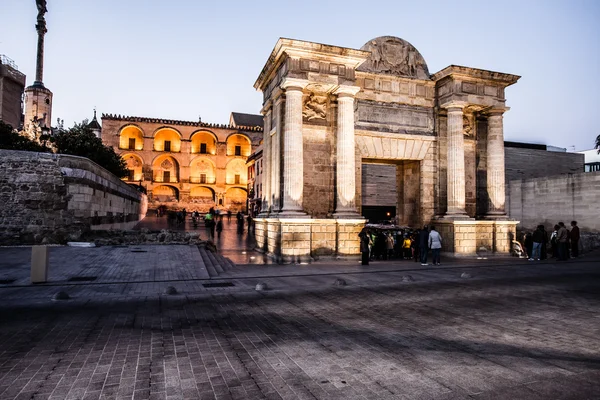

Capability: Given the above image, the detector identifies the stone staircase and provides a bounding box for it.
[197,246,236,278]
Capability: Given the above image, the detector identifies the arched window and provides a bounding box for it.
[154,128,182,152]
[226,134,251,157]
[119,125,144,150]
[152,155,180,183]
[225,158,247,185]
[122,153,144,181]
[190,130,217,155]
[190,157,216,184]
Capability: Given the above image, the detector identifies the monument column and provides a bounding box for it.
[444,102,468,217]
[486,108,508,217]
[271,92,284,212]
[259,101,272,215]
[280,78,308,215]
[333,85,361,217]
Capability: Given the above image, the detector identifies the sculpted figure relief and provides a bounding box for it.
[463,115,472,136]
[358,36,430,79]
[303,93,327,121]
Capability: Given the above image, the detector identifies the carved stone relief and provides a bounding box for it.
[303,92,327,121]
[358,36,430,79]
[463,115,473,136]
[161,159,173,170]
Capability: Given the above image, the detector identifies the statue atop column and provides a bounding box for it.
[36,0,47,32]
[34,0,48,85]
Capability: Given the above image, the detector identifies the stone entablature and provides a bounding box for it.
[254,36,521,260]
[101,114,262,213]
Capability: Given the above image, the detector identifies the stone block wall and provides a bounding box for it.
[436,220,516,256]
[0,150,147,245]
[505,147,583,182]
[254,217,365,263]
[506,171,600,233]
[303,126,335,217]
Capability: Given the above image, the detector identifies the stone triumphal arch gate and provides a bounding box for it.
[253,36,520,261]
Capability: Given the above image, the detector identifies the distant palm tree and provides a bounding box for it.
[596,135,600,153]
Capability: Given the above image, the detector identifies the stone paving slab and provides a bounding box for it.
[0,246,599,399]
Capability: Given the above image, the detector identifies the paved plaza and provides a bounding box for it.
[0,231,599,399]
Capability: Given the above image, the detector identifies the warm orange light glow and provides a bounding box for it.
[119,126,144,150]
[190,131,217,154]
[154,128,181,152]
[226,134,251,156]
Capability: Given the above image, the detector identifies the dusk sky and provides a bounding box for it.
[2,0,599,151]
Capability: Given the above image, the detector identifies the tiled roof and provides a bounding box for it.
[230,112,264,128]
[101,113,263,132]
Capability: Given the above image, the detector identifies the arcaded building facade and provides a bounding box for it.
[254,36,520,261]
[101,114,262,213]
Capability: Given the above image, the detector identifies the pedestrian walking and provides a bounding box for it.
[570,221,580,257]
[418,226,429,265]
[216,216,223,240]
[204,208,215,241]
[236,211,244,235]
[428,226,442,265]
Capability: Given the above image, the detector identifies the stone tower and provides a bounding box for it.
[88,109,102,138]
[24,0,53,140]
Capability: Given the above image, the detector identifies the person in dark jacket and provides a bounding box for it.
[570,221,580,257]
[359,229,370,265]
[418,226,429,265]
[540,225,549,260]
[557,222,569,260]
[530,225,545,261]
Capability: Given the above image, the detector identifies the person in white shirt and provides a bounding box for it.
[428,226,442,265]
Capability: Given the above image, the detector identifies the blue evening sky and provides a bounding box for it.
[1,0,599,151]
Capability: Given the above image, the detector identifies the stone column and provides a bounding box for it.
[486,109,508,217]
[445,102,468,217]
[333,85,361,217]
[280,78,308,216]
[34,13,48,85]
[271,93,284,213]
[259,102,272,215]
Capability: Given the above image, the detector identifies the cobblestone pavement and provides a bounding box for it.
[0,246,599,399]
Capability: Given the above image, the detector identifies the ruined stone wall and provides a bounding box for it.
[0,150,147,245]
[506,172,600,233]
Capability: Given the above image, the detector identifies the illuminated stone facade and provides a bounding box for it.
[101,114,262,213]
[254,36,521,260]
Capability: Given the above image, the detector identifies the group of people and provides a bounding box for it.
[201,208,251,241]
[523,221,580,261]
[358,225,443,266]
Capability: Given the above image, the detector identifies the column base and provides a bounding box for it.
[483,211,509,220]
[439,213,473,221]
[278,210,310,219]
[333,211,361,219]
